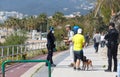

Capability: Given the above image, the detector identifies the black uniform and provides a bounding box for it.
[105,28,119,71]
[46,31,55,65]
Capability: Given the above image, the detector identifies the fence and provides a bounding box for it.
[2,60,51,77]
[0,41,47,63]
[0,41,65,64]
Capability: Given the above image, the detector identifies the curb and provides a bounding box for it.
[20,50,69,77]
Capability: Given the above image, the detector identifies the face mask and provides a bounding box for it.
[52,31,54,33]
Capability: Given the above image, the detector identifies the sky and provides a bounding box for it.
[0,0,96,16]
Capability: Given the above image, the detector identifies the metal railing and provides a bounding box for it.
[1,60,51,77]
[0,41,65,63]
[0,41,47,62]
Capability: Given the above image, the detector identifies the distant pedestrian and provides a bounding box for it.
[65,24,74,67]
[46,26,56,67]
[85,33,90,47]
[104,22,119,72]
[93,31,101,53]
[72,28,85,70]
[100,32,105,47]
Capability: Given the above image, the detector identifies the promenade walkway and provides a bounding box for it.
[33,45,118,77]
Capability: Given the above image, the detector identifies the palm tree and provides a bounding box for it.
[19,18,26,30]
[25,16,37,31]
[52,12,65,26]
[5,17,21,30]
[95,0,120,23]
[36,13,47,32]
[94,0,104,17]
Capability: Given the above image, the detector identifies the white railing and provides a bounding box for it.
[0,41,47,62]
[0,41,65,62]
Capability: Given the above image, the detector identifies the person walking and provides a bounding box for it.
[104,22,119,72]
[100,32,105,47]
[65,24,74,67]
[72,28,85,70]
[85,33,90,47]
[46,26,56,67]
[93,31,101,53]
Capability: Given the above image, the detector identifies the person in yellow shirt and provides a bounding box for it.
[72,28,85,70]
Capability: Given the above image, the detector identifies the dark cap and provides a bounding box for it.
[109,22,115,28]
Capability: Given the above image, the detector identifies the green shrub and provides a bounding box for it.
[56,46,68,51]
[3,31,27,45]
[0,30,27,57]
[41,49,47,54]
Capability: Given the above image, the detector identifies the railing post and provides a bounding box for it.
[20,45,23,59]
[24,44,27,53]
[17,46,19,60]
[12,46,14,60]
[1,60,51,77]
[1,61,7,77]
[1,48,4,62]
[7,47,9,60]
[47,60,51,77]
[40,42,41,49]
[37,42,39,49]
[31,43,34,57]
[34,43,35,50]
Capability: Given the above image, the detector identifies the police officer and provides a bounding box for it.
[104,22,119,72]
[46,26,56,67]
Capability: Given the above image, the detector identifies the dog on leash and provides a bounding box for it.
[82,56,93,70]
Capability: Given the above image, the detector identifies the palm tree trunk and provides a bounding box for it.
[94,0,104,17]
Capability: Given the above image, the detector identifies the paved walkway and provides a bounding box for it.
[52,46,117,77]
[1,45,119,77]
[33,45,118,77]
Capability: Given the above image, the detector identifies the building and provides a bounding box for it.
[0,11,25,23]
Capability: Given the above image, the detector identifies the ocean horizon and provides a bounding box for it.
[0,0,96,16]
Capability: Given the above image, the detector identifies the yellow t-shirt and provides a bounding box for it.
[72,34,85,51]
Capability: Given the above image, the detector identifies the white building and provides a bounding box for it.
[0,11,25,23]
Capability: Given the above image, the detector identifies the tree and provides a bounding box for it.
[52,12,66,26]
[25,16,37,31]
[36,13,48,32]
[95,0,120,24]
[3,30,27,45]
[4,17,22,31]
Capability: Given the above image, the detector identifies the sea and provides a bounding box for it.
[0,0,96,16]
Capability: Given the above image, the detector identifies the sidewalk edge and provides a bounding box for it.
[20,50,68,77]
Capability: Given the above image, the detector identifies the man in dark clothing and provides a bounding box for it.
[85,33,90,47]
[104,22,119,72]
[46,27,56,67]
